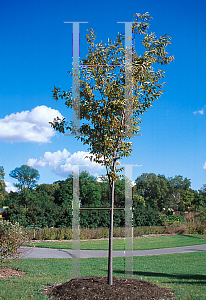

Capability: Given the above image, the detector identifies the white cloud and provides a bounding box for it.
[0,105,63,143]
[193,105,205,115]
[27,149,105,178]
[96,175,108,182]
[28,149,70,168]
[203,162,206,170]
[5,182,18,193]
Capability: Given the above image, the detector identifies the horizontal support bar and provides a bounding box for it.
[80,207,125,210]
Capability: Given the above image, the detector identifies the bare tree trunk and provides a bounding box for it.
[108,178,115,285]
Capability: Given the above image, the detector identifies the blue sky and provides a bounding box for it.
[0,0,205,192]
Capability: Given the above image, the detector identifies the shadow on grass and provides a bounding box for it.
[182,234,206,240]
[105,269,206,285]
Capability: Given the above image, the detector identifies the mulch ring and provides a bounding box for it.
[43,276,175,300]
[0,266,26,279]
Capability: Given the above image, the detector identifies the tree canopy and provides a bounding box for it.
[135,173,169,211]
[50,12,174,187]
[9,165,40,192]
[133,173,203,211]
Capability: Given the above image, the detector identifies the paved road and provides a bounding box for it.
[19,244,206,259]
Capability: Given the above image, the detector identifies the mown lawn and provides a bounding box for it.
[0,251,205,299]
[25,234,206,251]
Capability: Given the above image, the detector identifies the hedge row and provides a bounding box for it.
[3,204,164,228]
[2,204,71,228]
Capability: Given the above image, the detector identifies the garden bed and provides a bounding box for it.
[43,276,175,300]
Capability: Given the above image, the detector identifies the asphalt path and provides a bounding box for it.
[19,244,206,259]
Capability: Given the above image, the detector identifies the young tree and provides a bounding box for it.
[50,12,174,284]
[9,165,40,192]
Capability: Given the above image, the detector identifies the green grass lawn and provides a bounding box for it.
[0,251,205,299]
[25,234,206,251]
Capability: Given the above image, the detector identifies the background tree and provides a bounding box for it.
[132,183,146,209]
[191,190,203,211]
[50,12,174,285]
[4,183,60,210]
[3,191,21,207]
[98,175,131,208]
[9,165,40,192]
[198,184,206,207]
[97,175,110,208]
[180,188,195,211]
[54,177,73,208]
[134,173,169,211]
[79,171,102,207]
[30,183,60,209]
[0,166,6,205]
[167,175,191,211]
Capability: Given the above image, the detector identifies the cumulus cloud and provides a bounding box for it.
[27,149,105,178]
[5,182,18,193]
[203,162,206,170]
[193,105,205,115]
[0,105,63,143]
[28,149,70,168]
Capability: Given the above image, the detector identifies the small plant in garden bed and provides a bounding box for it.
[0,220,29,261]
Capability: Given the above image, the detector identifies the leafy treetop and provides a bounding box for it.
[50,12,174,189]
[9,165,40,192]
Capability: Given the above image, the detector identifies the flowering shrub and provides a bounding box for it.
[0,220,29,260]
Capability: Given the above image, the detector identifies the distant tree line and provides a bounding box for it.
[0,165,205,213]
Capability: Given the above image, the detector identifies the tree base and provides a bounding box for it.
[42,276,175,299]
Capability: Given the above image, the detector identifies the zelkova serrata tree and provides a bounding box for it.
[50,12,174,285]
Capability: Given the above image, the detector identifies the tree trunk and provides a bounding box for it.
[108,178,115,285]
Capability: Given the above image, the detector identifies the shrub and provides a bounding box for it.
[166,224,189,235]
[3,204,72,228]
[186,208,206,235]
[27,227,73,240]
[187,223,206,235]
[27,226,168,240]
[133,226,167,236]
[0,220,29,260]
[133,208,163,226]
[160,214,185,226]
[4,204,165,229]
